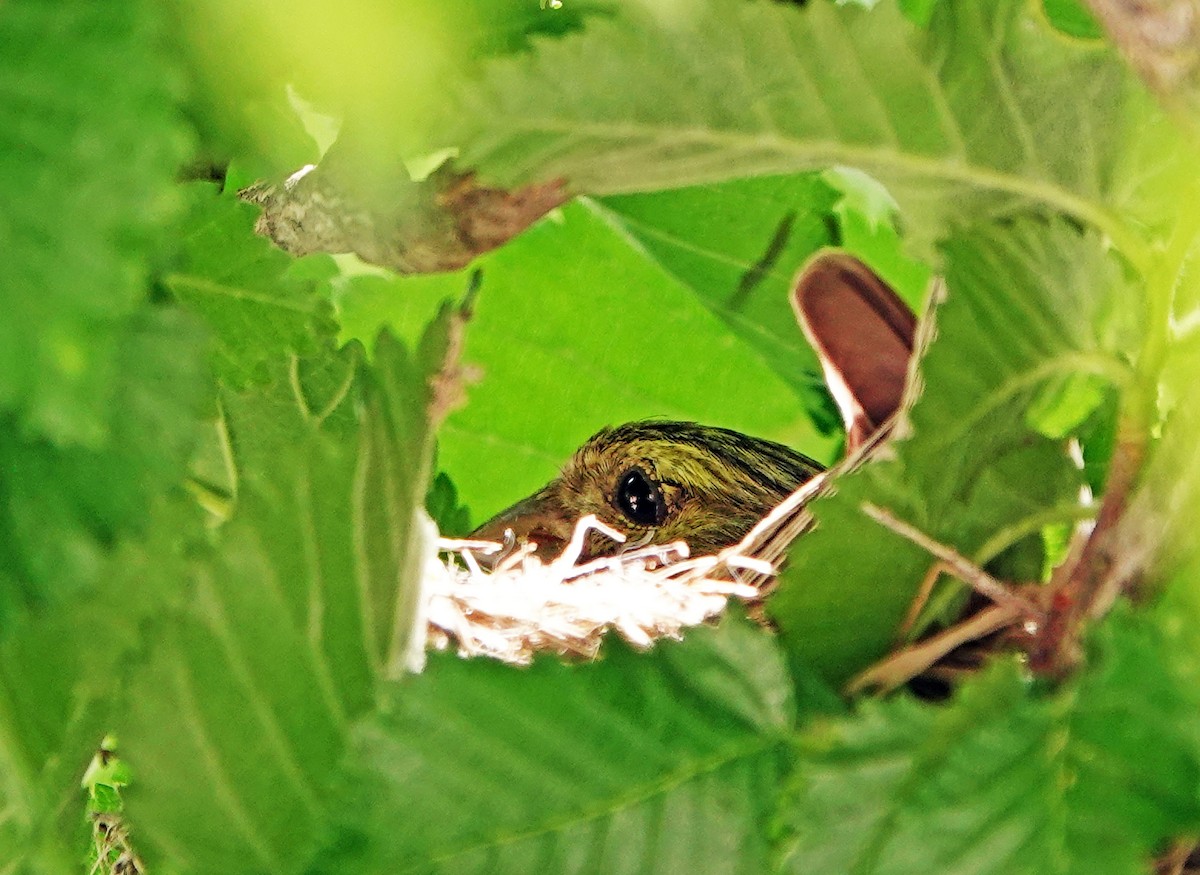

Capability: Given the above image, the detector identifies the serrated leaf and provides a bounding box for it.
[167,184,339,387]
[317,619,799,875]
[778,604,1200,874]
[770,216,1142,683]
[118,316,455,874]
[0,0,191,447]
[414,0,1193,259]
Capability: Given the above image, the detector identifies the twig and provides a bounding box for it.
[1155,837,1200,875]
[861,503,1045,622]
[896,561,949,641]
[846,603,1022,694]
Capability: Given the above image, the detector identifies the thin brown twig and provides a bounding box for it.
[896,560,949,641]
[861,503,1045,622]
[846,603,1022,694]
[1155,837,1200,875]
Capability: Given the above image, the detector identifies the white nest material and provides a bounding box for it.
[414,472,829,669]
[420,515,768,667]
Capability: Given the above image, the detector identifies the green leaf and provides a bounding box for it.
[0,496,204,874]
[770,216,1142,683]
[779,603,1200,874]
[338,200,836,523]
[425,471,472,537]
[167,184,339,388]
[414,0,1192,259]
[1042,0,1103,39]
[0,0,213,618]
[0,306,210,607]
[594,174,843,433]
[823,168,932,312]
[0,0,191,447]
[118,316,454,873]
[318,619,800,875]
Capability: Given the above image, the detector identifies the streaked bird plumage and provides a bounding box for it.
[472,421,824,561]
[471,252,917,565]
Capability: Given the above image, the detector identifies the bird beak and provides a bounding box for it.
[470,487,575,564]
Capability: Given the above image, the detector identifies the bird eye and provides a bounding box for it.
[615,467,666,527]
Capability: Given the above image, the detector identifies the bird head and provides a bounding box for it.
[469,253,917,565]
[471,421,824,561]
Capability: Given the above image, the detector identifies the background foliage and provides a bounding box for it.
[3,0,1200,873]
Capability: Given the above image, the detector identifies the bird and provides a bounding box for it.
[470,253,917,563]
[470,420,824,562]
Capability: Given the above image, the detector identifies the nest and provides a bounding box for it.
[413,472,830,669]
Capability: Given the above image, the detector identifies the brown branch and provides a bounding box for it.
[1030,420,1147,676]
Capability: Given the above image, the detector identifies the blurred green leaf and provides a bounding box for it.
[1116,332,1200,585]
[1042,0,1103,39]
[0,0,191,446]
[0,0,211,614]
[0,308,209,607]
[0,496,202,874]
[173,0,603,179]
[118,314,453,873]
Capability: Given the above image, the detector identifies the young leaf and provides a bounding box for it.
[426,471,472,536]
